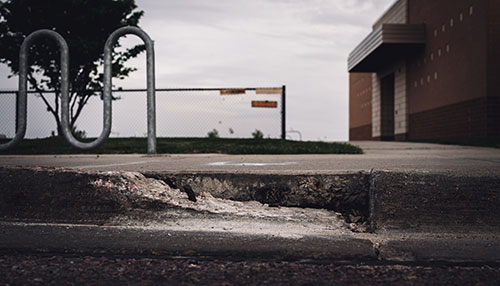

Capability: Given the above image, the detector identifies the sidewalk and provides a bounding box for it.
[1,141,499,175]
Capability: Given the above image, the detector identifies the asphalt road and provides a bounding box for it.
[2,253,500,286]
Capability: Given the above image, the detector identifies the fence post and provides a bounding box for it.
[15,91,18,133]
[281,85,286,140]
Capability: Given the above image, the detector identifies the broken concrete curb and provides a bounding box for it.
[2,166,500,263]
[370,170,500,232]
[2,166,500,233]
[0,167,191,223]
[145,171,370,225]
[0,167,350,232]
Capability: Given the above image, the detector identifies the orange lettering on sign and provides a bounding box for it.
[251,100,278,108]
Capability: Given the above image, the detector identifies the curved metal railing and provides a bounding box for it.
[1,26,157,154]
[0,29,69,151]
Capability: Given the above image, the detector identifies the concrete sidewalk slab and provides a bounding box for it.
[1,141,499,175]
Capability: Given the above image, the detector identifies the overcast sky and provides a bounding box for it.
[0,0,395,141]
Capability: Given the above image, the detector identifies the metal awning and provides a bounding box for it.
[348,24,426,72]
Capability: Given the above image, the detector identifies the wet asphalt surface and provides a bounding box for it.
[1,253,500,286]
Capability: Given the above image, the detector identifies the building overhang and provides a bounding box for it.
[348,24,426,72]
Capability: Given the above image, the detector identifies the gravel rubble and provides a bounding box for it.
[1,253,500,285]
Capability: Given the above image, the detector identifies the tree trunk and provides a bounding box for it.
[56,119,63,137]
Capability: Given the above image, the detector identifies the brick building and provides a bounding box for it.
[348,0,500,141]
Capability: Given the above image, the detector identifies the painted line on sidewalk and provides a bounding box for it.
[207,161,298,167]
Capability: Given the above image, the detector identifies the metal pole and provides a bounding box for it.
[61,26,156,154]
[0,30,62,150]
[103,26,156,154]
[59,28,111,150]
[147,39,157,154]
[15,91,18,133]
[281,85,286,140]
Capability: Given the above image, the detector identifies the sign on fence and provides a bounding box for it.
[220,89,246,95]
[256,88,282,94]
[251,100,278,108]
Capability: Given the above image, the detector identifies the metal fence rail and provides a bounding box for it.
[0,86,285,141]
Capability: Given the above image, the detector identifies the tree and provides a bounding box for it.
[252,129,264,140]
[0,0,145,135]
[207,129,219,139]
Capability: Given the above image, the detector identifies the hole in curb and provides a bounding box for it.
[144,173,371,232]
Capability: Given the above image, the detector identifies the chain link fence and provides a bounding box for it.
[0,87,285,140]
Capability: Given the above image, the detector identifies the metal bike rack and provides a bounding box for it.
[1,26,157,154]
[62,26,157,154]
[0,29,69,151]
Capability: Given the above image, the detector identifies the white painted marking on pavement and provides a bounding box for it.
[207,161,298,167]
[72,160,162,169]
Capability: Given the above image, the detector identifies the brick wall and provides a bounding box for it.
[408,97,500,139]
[349,73,372,140]
[488,0,500,100]
[351,0,498,141]
[407,0,488,114]
[349,124,372,141]
[487,97,500,136]
[372,73,381,138]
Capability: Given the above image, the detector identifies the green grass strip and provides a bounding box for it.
[0,137,363,155]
